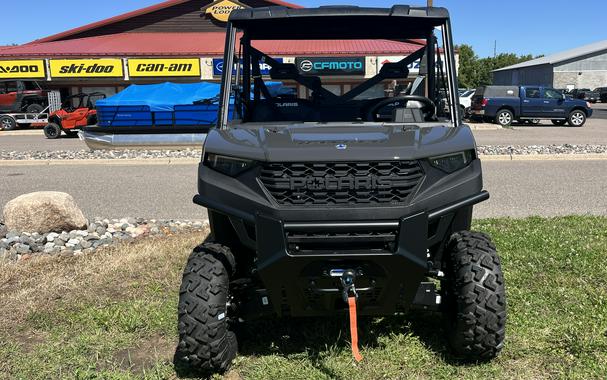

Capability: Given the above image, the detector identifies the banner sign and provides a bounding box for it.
[212,58,283,76]
[49,59,123,78]
[128,58,201,77]
[296,57,365,76]
[378,56,421,74]
[203,0,247,23]
[0,60,46,79]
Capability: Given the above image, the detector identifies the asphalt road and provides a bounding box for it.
[473,117,607,146]
[592,102,607,120]
[0,160,605,220]
[1,114,606,152]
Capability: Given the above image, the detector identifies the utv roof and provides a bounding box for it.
[229,5,450,40]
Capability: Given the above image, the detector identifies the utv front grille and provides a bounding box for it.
[259,161,424,206]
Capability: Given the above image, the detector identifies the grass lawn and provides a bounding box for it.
[1,216,606,379]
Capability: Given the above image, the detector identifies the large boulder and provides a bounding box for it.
[3,192,88,233]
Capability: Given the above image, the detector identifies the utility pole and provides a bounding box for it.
[494,40,497,57]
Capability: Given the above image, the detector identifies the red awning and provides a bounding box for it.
[0,32,424,58]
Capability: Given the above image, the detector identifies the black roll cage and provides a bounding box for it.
[218,16,460,129]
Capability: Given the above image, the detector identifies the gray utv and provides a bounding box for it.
[176,5,506,375]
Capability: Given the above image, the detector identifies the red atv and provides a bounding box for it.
[44,92,105,139]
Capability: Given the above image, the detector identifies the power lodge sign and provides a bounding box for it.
[0,60,46,79]
[49,59,123,78]
[128,58,201,77]
[203,0,248,23]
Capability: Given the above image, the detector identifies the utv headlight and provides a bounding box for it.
[429,150,475,173]
[205,153,255,176]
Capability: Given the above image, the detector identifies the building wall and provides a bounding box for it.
[492,64,553,87]
[553,50,607,89]
[553,71,607,90]
[59,0,278,40]
[494,49,607,89]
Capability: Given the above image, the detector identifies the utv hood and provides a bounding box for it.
[203,123,477,162]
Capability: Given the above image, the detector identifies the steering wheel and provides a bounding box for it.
[365,96,436,122]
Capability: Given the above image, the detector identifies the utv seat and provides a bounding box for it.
[250,99,320,122]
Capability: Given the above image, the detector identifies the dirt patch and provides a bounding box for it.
[113,334,177,374]
[0,230,207,332]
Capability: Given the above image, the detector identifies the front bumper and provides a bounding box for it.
[247,193,488,317]
[194,158,487,316]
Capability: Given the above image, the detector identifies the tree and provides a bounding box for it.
[456,45,539,88]
[457,44,479,88]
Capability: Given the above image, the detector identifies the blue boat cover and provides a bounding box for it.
[96,82,223,112]
[96,81,291,112]
[94,81,294,128]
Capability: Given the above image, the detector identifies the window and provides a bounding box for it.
[23,81,41,91]
[525,87,540,98]
[5,81,18,93]
[544,89,562,99]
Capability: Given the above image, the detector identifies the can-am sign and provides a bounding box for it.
[0,60,46,79]
[296,57,365,76]
[128,58,201,77]
[203,0,247,23]
[50,59,123,78]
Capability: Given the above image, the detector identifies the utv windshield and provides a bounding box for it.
[217,6,459,128]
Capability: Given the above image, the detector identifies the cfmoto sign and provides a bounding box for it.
[300,60,313,72]
[296,57,365,76]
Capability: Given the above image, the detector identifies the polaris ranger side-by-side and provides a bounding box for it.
[177,5,506,374]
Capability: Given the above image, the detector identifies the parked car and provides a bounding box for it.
[459,89,475,116]
[470,85,593,127]
[0,80,49,114]
[595,87,607,103]
[569,88,599,103]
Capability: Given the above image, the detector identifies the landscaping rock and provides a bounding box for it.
[0,217,207,263]
[14,243,30,254]
[3,192,88,233]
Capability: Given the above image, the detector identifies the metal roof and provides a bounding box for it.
[32,0,302,44]
[493,39,607,72]
[0,32,423,58]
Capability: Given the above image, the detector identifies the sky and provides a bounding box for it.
[0,0,605,58]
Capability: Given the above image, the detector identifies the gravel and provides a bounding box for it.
[0,218,208,262]
[1,145,606,161]
[477,144,607,155]
[0,149,201,161]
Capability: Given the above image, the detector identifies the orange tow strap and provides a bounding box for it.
[348,296,363,362]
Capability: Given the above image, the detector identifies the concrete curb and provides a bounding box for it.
[480,153,607,161]
[0,158,200,166]
[468,124,503,130]
[0,130,44,137]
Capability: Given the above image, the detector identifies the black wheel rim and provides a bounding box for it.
[46,127,58,137]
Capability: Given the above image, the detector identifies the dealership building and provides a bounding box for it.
[0,0,444,102]
[492,39,607,90]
